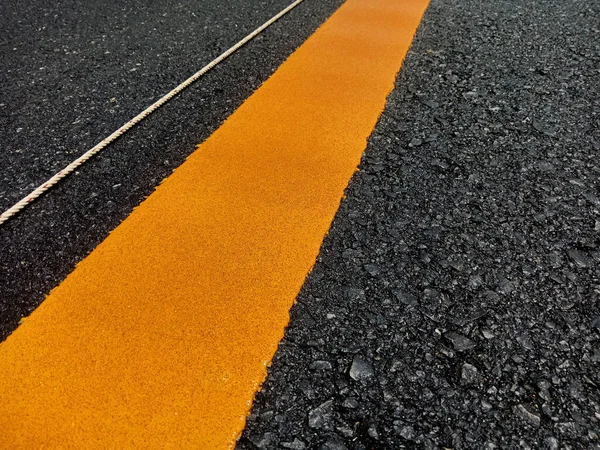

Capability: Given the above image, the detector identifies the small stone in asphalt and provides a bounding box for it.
[461,362,479,385]
[532,119,557,137]
[320,434,348,450]
[497,277,515,295]
[467,274,484,289]
[249,432,275,449]
[567,249,591,268]
[393,289,417,306]
[336,426,354,438]
[517,333,534,351]
[431,158,449,170]
[397,424,415,441]
[346,287,365,302]
[420,98,439,108]
[349,355,375,381]
[342,397,359,409]
[481,399,493,411]
[282,438,307,450]
[310,360,333,371]
[481,329,495,339]
[544,436,559,450]
[584,193,600,206]
[556,422,577,436]
[308,399,334,430]
[367,425,379,440]
[513,404,541,427]
[408,137,422,147]
[445,331,476,352]
[364,264,381,276]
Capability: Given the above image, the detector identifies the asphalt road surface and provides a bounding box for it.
[2,0,599,448]
[0,0,344,339]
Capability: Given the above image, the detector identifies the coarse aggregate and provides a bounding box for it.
[0,0,344,341]
[239,0,600,448]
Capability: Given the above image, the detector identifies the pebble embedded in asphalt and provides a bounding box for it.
[349,356,375,382]
[308,400,335,430]
[460,363,479,385]
[445,331,476,352]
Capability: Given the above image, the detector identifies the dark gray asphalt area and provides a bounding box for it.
[239,0,600,449]
[0,0,344,340]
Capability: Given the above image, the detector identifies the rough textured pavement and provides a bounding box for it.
[239,0,600,448]
[2,0,599,447]
[0,0,344,340]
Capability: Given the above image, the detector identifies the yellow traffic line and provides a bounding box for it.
[0,0,428,447]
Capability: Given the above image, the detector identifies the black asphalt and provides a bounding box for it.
[0,0,344,340]
[238,0,600,448]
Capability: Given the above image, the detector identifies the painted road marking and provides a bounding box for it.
[0,0,429,448]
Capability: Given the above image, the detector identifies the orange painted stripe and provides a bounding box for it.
[0,0,428,448]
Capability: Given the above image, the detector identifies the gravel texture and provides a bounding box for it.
[238,0,600,448]
[0,0,344,340]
